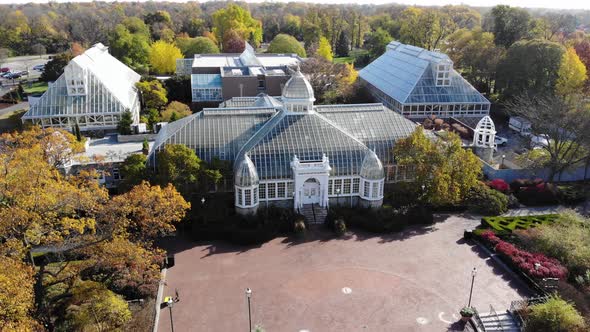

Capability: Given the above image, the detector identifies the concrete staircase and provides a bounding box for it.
[478,311,521,332]
[300,204,327,225]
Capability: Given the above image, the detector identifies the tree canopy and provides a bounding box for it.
[212,4,263,48]
[176,36,220,57]
[149,40,182,74]
[316,36,333,62]
[556,47,587,97]
[267,33,306,57]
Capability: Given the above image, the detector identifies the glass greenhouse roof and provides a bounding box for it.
[359,41,490,106]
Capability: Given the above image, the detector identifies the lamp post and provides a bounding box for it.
[245,288,252,332]
[501,155,506,169]
[201,197,206,205]
[165,289,180,332]
[336,188,341,207]
[467,267,477,307]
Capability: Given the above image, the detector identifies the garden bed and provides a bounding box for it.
[481,214,558,232]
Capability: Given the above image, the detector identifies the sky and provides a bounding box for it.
[0,0,589,10]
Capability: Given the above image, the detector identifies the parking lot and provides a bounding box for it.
[1,54,51,86]
[157,215,529,332]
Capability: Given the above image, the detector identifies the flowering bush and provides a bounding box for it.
[477,230,568,279]
[488,179,509,192]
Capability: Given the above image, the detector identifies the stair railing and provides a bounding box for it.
[489,304,504,332]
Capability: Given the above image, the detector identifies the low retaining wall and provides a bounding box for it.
[117,133,157,143]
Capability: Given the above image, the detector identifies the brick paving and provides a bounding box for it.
[157,214,530,332]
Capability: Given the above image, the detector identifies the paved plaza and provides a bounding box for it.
[157,215,529,332]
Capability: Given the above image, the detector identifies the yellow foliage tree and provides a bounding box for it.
[556,47,587,97]
[161,101,192,122]
[149,40,183,74]
[317,36,333,62]
[0,258,39,331]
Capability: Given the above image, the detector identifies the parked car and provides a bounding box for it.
[494,136,508,147]
[18,71,28,76]
[5,72,21,79]
[531,134,550,148]
[0,72,11,78]
[509,116,532,137]
[0,67,9,73]
[33,64,44,71]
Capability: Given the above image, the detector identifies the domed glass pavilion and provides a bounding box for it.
[150,69,418,214]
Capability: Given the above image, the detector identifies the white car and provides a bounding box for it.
[531,134,549,148]
[494,136,508,147]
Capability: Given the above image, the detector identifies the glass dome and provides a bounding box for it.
[234,155,259,187]
[282,69,315,101]
[360,149,385,180]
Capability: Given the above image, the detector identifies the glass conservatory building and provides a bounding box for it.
[22,43,141,131]
[150,70,418,215]
[359,41,490,119]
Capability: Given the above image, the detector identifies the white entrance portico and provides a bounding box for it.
[291,154,331,210]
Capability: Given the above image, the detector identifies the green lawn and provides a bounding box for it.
[481,214,558,232]
[333,56,354,64]
[23,81,48,94]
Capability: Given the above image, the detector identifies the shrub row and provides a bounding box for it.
[481,214,558,232]
[327,205,433,234]
[485,178,587,207]
[479,230,568,280]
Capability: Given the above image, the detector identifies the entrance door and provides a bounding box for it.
[302,178,320,205]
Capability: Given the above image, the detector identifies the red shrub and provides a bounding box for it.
[476,230,568,279]
[488,179,509,192]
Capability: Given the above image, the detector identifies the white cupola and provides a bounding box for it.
[281,68,315,112]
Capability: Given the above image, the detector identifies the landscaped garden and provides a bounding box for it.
[472,210,590,328]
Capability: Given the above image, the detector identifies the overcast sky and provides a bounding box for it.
[0,0,589,10]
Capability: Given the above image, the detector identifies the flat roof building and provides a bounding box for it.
[22,43,140,131]
[176,44,303,104]
[151,69,417,216]
[360,41,490,120]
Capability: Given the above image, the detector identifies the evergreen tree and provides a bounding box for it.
[74,123,82,142]
[117,111,133,135]
[335,32,349,57]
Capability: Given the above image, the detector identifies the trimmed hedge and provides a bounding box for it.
[327,205,433,234]
[481,214,558,232]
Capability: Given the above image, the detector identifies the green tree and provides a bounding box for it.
[156,144,203,197]
[64,281,131,332]
[393,127,482,206]
[149,40,182,74]
[212,4,263,48]
[556,47,587,98]
[398,7,456,51]
[365,28,392,60]
[317,36,333,62]
[40,52,73,82]
[117,111,133,135]
[497,39,564,98]
[524,295,586,332]
[489,5,531,48]
[267,34,306,57]
[119,154,147,192]
[136,80,168,110]
[442,28,505,94]
[109,18,151,74]
[176,36,220,57]
[335,32,349,57]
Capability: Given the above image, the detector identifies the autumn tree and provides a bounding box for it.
[268,34,306,57]
[301,57,358,104]
[136,79,168,110]
[573,39,590,87]
[0,258,39,331]
[212,4,263,48]
[64,281,131,331]
[398,7,456,51]
[161,101,192,122]
[555,47,587,98]
[149,40,182,74]
[176,36,220,57]
[316,36,333,62]
[393,127,482,206]
[222,29,246,53]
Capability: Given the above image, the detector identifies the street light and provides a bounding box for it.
[336,188,341,207]
[467,268,477,307]
[164,289,180,332]
[501,155,506,169]
[245,288,252,332]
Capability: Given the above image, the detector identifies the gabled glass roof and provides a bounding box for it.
[359,41,490,106]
